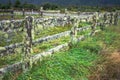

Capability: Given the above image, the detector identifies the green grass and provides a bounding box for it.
[87,20,120,80]
[15,21,120,80]
[1,21,99,80]
[92,20,120,52]
[77,28,91,37]
[0,22,91,68]
[78,38,102,53]
[0,22,90,47]
[18,50,99,80]
[0,36,70,68]
[11,36,102,80]
[0,31,23,47]
[78,22,91,28]
[34,25,72,39]
[0,25,72,46]
[2,19,120,80]
[32,36,70,55]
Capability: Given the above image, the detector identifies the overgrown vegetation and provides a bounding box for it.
[9,20,120,80]
[0,36,70,68]
[0,22,90,47]
[89,20,120,80]
[6,37,102,80]
[0,24,72,46]
[1,19,120,80]
[0,22,91,68]
[0,0,120,11]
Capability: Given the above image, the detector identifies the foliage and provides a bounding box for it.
[77,38,102,53]
[78,22,91,28]
[0,4,10,9]
[93,20,120,51]
[42,3,60,10]
[33,36,70,55]
[6,30,103,80]
[0,36,69,68]
[2,20,120,80]
[0,51,22,68]
[89,20,120,80]
[14,0,21,8]
[35,24,72,39]
[16,46,100,80]
[0,25,72,47]
[0,1,120,11]
[22,3,37,9]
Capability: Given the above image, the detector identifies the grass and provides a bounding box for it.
[0,36,70,68]
[1,21,108,80]
[10,20,120,80]
[77,28,91,37]
[93,24,120,53]
[0,22,91,68]
[32,36,70,54]
[0,25,72,46]
[4,33,102,80]
[0,32,23,47]
[78,22,91,28]
[0,22,90,47]
[89,20,120,80]
[34,24,72,39]
[8,39,101,80]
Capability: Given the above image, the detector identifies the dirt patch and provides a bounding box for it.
[89,51,120,80]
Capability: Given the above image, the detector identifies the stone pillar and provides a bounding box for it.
[70,18,79,46]
[65,8,68,16]
[31,9,33,15]
[93,15,97,28]
[67,16,71,25]
[90,15,97,35]
[114,12,119,25]
[22,16,34,72]
[77,11,80,16]
[58,10,60,16]
[99,20,104,31]
[11,10,14,19]
[22,8,25,17]
[103,13,107,23]
[103,13,108,27]
[40,7,43,17]
[109,12,112,25]
[108,13,111,25]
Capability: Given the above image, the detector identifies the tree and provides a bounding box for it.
[23,3,37,9]
[6,0,12,9]
[14,0,21,8]
[42,3,59,10]
[1,4,9,9]
[0,3,1,8]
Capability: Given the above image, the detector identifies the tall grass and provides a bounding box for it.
[89,20,120,80]
[13,37,102,80]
